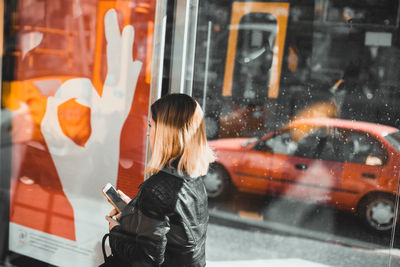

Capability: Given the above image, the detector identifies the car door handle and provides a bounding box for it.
[362,173,376,179]
[295,164,308,170]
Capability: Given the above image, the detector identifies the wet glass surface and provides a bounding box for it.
[192,0,400,265]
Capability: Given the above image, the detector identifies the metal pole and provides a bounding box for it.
[146,0,168,178]
[169,0,199,95]
[149,0,167,105]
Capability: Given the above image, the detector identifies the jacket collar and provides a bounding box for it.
[161,166,191,180]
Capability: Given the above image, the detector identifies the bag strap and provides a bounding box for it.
[101,233,110,261]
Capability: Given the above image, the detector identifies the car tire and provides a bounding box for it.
[358,193,397,232]
[203,163,233,199]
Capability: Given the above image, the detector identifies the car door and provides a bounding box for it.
[261,130,299,195]
[236,131,297,194]
[279,127,344,204]
[235,134,276,194]
[336,130,387,209]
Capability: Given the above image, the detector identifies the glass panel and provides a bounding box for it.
[193,0,400,266]
[1,0,155,265]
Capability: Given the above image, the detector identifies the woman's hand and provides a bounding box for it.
[105,208,121,231]
[105,190,131,231]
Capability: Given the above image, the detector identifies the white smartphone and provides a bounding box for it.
[102,183,127,213]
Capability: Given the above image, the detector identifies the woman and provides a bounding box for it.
[105,93,215,267]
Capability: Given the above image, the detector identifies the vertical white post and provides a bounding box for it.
[170,0,199,94]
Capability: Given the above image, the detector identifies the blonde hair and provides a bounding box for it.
[146,94,215,178]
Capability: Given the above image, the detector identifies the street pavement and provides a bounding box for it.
[2,222,399,266]
[207,259,330,267]
[205,223,400,267]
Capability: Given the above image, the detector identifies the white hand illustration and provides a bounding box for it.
[40,8,142,246]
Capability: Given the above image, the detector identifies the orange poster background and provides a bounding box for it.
[3,0,155,240]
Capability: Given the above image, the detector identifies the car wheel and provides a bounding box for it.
[359,194,397,232]
[203,163,232,198]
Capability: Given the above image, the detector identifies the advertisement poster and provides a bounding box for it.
[3,1,155,266]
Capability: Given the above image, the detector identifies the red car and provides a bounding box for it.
[205,118,400,232]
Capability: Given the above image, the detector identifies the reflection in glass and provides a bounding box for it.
[193,0,400,265]
[232,13,276,104]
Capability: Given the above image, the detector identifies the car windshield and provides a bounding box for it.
[242,137,259,147]
[385,131,400,152]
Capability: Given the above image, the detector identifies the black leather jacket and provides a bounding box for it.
[109,167,209,267]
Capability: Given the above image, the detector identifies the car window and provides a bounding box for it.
[294,127,332,159]
[254,127,387,165]
[254,131,298,155]
[336,130,387,165]
[317,134,337,161]
[385,130,400,152]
